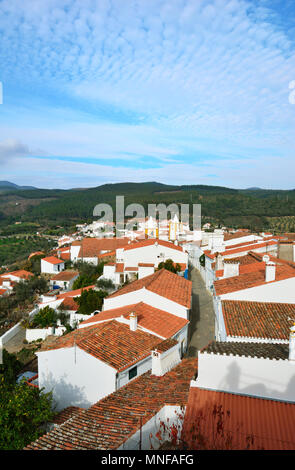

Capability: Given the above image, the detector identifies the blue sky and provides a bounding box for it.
[0,0,294,189]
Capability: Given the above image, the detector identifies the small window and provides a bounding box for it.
[128,366,137,380]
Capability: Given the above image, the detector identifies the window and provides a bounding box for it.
[128,366,137,380]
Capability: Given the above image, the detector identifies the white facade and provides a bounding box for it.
[41,259,65,274]
[50,274,79,291]
[120,243,188,269]
[192,351,295,403]
[218,276,295,303]
[103,288,190,320]
[37,343,157,411]
[37,346,117,410]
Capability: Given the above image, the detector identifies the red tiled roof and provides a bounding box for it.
[115,263,124,273]
[215,261,266,278]
[214,264,295,296]
[222,240,277,257]
[0,289,7,296]
[25,358,198,450]
[182,387,295,450]
[51,271,79,281]
[42,256,64,265]
[51,407,84,426]
[56,285,95,300]
[124,238,184,252]
[80,302,189,338]
[59,297,79,312]
[223,231,254,241]
[4,270,34,279]
[222,299,295,341]
[225,239,258,250]
[39,320,173,373]
[73,238,130,258]
[138,263,155,267]
[107,268,192,308]
[99,250,116,258]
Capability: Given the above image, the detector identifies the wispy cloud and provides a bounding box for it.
[0,0,294,188]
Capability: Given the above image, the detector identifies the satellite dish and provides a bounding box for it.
[262,255,270,263]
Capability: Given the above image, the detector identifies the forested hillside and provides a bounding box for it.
[0,181,295,233]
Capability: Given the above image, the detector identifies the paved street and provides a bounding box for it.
[186,267,215,357]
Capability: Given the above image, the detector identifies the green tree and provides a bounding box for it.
[157,259,181,274]
[0,350,22,386]
[72,261,105,289]
[96,278,115,291]
[0,377,54,450]
[30,306,58,328]
[74,288,107,315]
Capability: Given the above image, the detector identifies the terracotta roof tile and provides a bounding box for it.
[51,407,84,426]
[39,320,173,372]
[25,358,198,450]
[201,340,289,360]
[107,268,192,308]
[182,387,295,450]
[124,238,184,252]
[214,264,295,296]
[222,300,295,341]
[42,256,64,265]
[80,302,189,338]
[74,238,130,258]
[51,271,79,281]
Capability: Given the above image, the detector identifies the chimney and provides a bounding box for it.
[265,261,276,282]
[289,324,295,361]
[215,253,223,271]
[151,343,181,376]
[223,260,240,278]
[129,312,137,331]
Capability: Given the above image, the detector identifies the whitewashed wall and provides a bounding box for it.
[41,260,65,274]
[119,405,185,450]
[122,244,187,268]
[220,277,295,303]
[103,288,190,319]
[37,346,117,411]
[194,351,295,403]
[26,326,66,342]
[117,355,152,389]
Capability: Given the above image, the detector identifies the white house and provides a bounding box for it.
[50,271,79,291]
[0,269,34,292]
[70,237,130,265]
[213,260,295,341]
[41,257,65,274]
[79,301,190,357]
[101,239,188,286]
[37,318,180,411]
[103,268,192,320]
[118,238,188,270]
[25,357,198,451]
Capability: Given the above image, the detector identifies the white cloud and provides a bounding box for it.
[0,0,294,188]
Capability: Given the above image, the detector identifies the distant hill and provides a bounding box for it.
[0,181,37,190]
[0,180,295,233]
